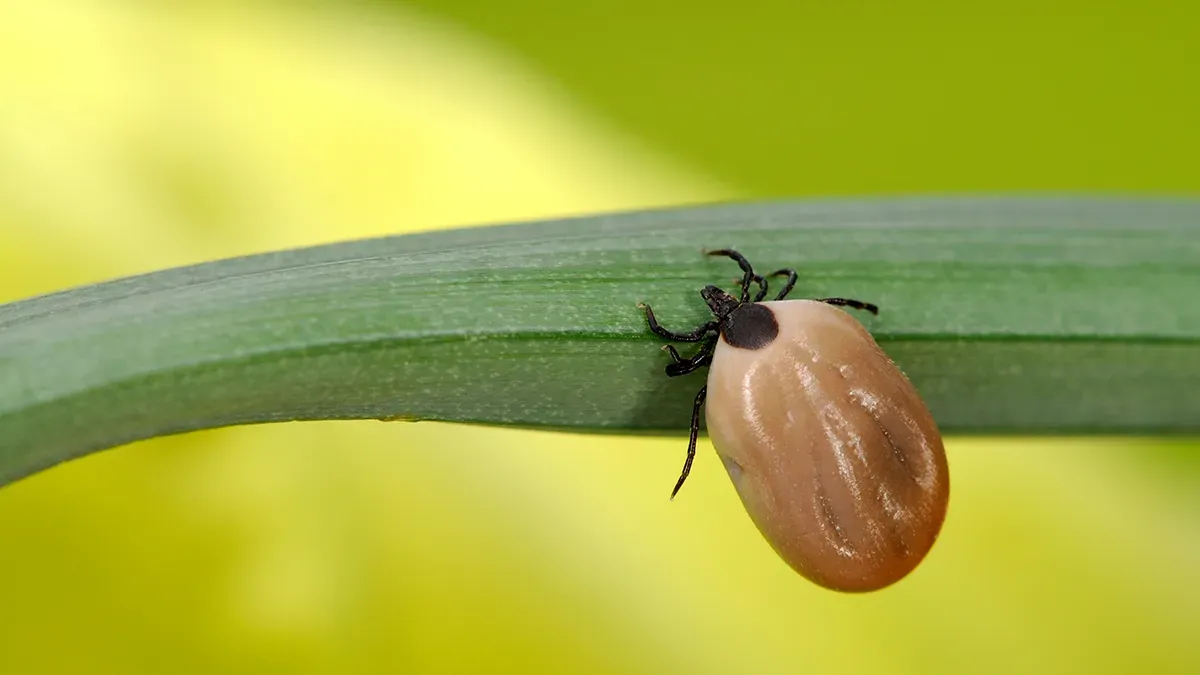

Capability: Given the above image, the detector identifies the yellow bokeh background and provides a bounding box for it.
[1,2,1197,673]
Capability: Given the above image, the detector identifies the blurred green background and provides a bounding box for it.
[1,1,1197,673]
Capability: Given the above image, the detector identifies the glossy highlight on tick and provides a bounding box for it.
[639,250,950,592]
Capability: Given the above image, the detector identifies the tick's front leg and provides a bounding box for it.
[638,303,716,342]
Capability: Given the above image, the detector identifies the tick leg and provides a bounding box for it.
[817,297,880,315]
[769,269,798,300]
[751,274,770,302]
[731,274,769,302]
[663,344,687,364]
[706,249,757,302]
[663,339,715,377]
[638,303,716,342]
[671,385,707,500]
[766,270,878,314]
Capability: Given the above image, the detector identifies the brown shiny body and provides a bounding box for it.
[705,300,949,592]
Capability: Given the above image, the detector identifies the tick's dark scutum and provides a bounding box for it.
[720,303,779,350]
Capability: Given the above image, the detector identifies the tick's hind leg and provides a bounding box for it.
[671,385,707,500]
[769,270,878,314]
[817,297,879,315]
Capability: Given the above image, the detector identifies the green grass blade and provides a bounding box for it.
[2,196,1198,487]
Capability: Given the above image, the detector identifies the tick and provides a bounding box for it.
[639,250,949,592]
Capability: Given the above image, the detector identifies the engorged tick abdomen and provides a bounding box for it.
[704,300,950,592]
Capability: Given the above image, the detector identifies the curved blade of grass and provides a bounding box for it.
[1,196,1198,487]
